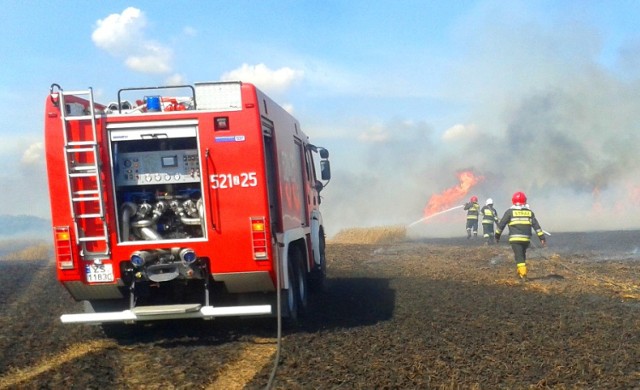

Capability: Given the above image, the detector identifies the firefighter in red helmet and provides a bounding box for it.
[495,191,546,281]
[463,195,480,239]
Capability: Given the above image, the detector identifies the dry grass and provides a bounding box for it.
[1,231,638,388]
[329,225,407,244]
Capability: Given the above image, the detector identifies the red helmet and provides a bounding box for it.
[512,191,527,205]
[470,196,478,203]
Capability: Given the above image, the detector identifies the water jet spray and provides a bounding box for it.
[407,205,465,227]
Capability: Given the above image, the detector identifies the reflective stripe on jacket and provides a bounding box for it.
[464,202,480,220]
[480,205,498,225]
[495,206,544,243]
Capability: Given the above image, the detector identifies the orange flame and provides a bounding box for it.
[423,171,484,217]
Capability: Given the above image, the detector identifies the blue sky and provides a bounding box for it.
[2,1,640,236]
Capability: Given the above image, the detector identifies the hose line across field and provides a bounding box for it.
[265,251,283,389]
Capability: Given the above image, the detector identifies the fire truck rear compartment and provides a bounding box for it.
[109,124,205,243]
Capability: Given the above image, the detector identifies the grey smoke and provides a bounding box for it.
[321,33,640,238]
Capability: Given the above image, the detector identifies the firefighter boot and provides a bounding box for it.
[517,263,528,282]
[484,233,492,245]
[467,229,471,239]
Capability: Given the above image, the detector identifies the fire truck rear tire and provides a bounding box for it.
[294,245,309,315]
[282,256,299,323]
[282,245,309,322]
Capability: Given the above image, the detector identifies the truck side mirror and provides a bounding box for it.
[319,148,329,159]
[321,160,331,181]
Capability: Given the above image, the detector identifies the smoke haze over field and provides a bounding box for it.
[320,5,640,238]
[2,3,640,239]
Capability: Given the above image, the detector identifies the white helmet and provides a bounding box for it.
[485,198,493,205]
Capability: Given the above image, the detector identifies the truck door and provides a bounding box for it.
[304,145,320,208]
[263,121,281,233]
[294,139,309,227]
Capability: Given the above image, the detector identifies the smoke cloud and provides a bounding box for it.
[320,6,640,238]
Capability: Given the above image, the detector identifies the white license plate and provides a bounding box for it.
[85,263,115,283]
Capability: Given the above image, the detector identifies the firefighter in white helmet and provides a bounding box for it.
[495,191,546,281]
[480,198,499,245]
[463,196,480,239]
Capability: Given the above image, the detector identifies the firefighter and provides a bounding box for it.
[495,191,546,281]
[480,198,499,245]
[463,196,480,239]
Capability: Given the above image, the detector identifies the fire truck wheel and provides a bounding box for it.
[283,245,309,322]
[293,245,309,315]
[309,230,327,293]
[282,255,299,323]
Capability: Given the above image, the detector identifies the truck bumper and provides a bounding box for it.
[60,303,272,324]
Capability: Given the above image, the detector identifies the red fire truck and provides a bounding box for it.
[44,81,331,326]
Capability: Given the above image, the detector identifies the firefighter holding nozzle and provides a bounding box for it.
[464,196,480,239]
[495,191,546,281]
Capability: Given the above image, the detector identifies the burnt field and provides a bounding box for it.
[0,231,639,389]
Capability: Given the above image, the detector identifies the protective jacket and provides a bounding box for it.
[495,205,544,243]
[480,205,498,225]
[464,202,480,220]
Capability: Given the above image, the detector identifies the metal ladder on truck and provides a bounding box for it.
[53,85,110,260]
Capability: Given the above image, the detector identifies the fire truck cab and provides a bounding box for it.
[44,81,330,325]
